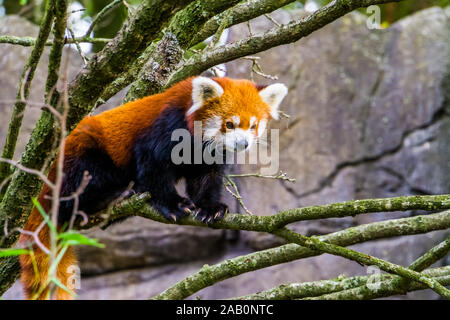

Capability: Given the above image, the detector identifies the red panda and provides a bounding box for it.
[18,76,288,299]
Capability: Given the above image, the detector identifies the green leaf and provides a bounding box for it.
[32,197,57,235]
[57,231,105,248]
[20,0,28,5]
[0,248,29,258]
[50,277,77,298]
[48,246,69,276]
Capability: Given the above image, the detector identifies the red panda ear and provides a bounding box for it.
[254,83,268,91]
[187,77,224,116]
[259,83,288,120]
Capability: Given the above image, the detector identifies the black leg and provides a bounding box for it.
[186,168,228,224]
[134,163,196,222]
[59,149,129,224]
[132,106,199,222]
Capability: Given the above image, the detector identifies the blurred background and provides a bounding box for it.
[1,0,449,299]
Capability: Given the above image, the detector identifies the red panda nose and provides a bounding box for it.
[234,139,249,151]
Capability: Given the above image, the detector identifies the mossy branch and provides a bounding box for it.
[123,0,241,102]
[0,35,111,46]
[0,0,195,251]
[166,0,404,87]
[0,0,56,185]
[99,0,299,104]
[304,237,450,300]
[81,194,450,231]
[66,0,196,131]
[233,266,450,300]
[152,209,449,299]
[190,0,297,47]
[273,228,450,298]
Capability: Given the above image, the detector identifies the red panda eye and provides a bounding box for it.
[251,124,257,130]
[226,122,235,129]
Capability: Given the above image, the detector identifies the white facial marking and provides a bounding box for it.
[223,128,255,152]
[257,119,267,137]
[231,115,240,126]
[187,77,224,116]
[259,83,288,120]
[203,115,222,140]
[250,116,257,128]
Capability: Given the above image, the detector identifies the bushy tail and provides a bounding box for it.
[19,165,77,300]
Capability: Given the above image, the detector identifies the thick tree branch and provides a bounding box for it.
[0,0,69,250]
[273,228,450,298]
[166,0,404,86]
[0,0,195,252]
[153,209,449,300]
[81,194,450,232]
[190,0,296,47]
[235,232,449,300]
[234,266,450,300]
[307,237,450,299]
[99,0,298,104]
[66,0,196,131]
[0,0,56,184]
[1,192,448,297]
[123,0,241,101]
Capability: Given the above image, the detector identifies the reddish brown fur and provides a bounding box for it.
[19,77,269,299]
[19,163,76,300]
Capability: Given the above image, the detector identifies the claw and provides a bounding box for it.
[184,207,192,214]
[170,214,177,222]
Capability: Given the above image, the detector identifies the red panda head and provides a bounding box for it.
[187,77,288,152]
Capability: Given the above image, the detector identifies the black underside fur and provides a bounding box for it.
[58,106,228,225]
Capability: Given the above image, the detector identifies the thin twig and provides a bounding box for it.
[0,35,111,47]
[264,13,281,27]
[83,0,123,37]
[0,158,54,188]
[228,171,295,182]
[224,176,253,215]
[67,27,88,65]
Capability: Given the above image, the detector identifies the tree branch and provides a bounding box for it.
[233,266,450,300]
[273,228,450,298]
[234,233,449,300]
[123,0,241,102]
[83,0,123,38]
[306,237,450,299]
[190,0,296,47]
[0,0,56,184]
[0,35,111,47]
[66,0,196,131]
[166,0,405,87]
[98,0,298,104]
[152,208,449,299]
[0,0,195,253]
[81,194,450,232]
[308,236,450,300]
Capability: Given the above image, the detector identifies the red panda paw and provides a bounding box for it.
[177,198,197,216]
[154,197,196,222]
[194,203,228,224]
